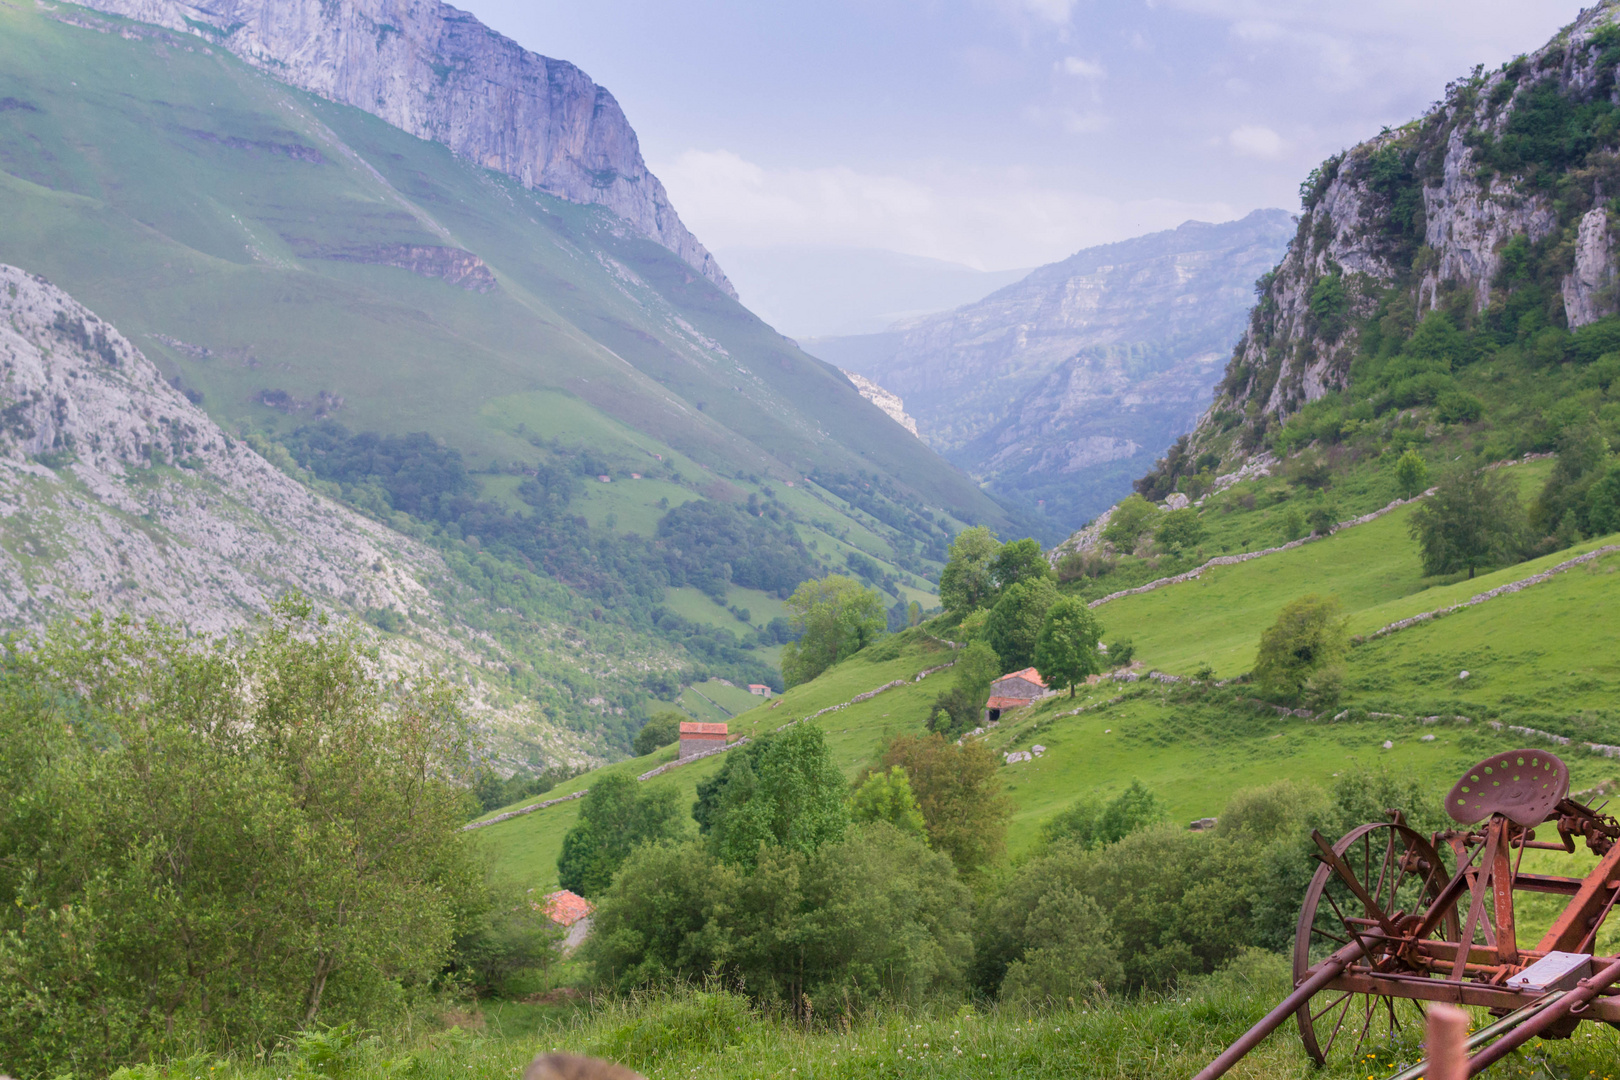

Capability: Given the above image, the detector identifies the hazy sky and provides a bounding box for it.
[454,0,1586,271]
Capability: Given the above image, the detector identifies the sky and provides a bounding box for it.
[453,0,1588,273]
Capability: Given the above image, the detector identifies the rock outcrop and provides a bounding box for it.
[0,263,603,767]
[1199,3,1620,445]
[822,210,1293,531]
[71,0,736,297]
[840,368,919,437]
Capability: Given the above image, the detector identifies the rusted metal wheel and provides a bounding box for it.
[1292,821,1458,1065]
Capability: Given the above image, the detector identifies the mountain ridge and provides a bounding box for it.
[65,0,736,296]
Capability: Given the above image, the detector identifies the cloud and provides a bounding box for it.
[1019,0,1077,24]
[655,149,1240,269]
[1227,124,1284,159]
[1058,56,1106,79]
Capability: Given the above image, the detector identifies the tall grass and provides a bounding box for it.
[110,953,1620,1080]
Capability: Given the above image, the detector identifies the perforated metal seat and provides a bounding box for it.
[1445,749,1569,827]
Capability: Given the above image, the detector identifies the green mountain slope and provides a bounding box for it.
[469,469,1620,888]
[0,0,1010,760]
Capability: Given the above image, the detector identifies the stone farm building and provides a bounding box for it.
[748,683,773,696]
[679,721,728,759]
[985,667,1050,723]
[540,889,594,953]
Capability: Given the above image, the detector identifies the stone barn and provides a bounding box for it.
[984,667,1050,723]
[679,720,728,759]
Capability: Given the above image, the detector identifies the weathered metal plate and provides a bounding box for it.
[1445,750,1569,827]
[1507,951,1593,991]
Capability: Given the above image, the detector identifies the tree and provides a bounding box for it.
[938,526,1000,614]
[1408,465,1526,578]
[926,639,1000,738]
[1154,508,1205,552]
[849,766,927,840]
[991,538,1052,590]
[693,734,773,835]
[557,774,685,896]
[1040,781,1165,850]
[984,577,1058,671]
[881,734,1011,876]
[998,888,1123,1005]
[1032,598,1104,697]
[1394,448,1429,498]
[1588,463,1620,536]
[1252,594,1348,704]
[1101,495,1157,554]
[779,575,887,687]
[632,711,684,756]
[709,723,848,866]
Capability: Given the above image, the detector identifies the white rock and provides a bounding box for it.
[1382,740,1394,749]
[1031,745,1046,756]
[1164,493,1191,511]
[1459,670,1471,680]
[1421,734,1436,742]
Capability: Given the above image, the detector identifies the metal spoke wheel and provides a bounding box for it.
[1292,822,1458,1065]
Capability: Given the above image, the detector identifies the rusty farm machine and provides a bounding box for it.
[1196,749,1620,1079]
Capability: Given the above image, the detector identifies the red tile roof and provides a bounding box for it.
[679,722,728,735]
[996,667,1047,688]
[541,889,594,926]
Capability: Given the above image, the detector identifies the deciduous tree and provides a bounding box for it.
[1408,465,1526,578]
[984,577,1058,671]
[1032,597,1104,696]
[938,526,999,614]
[1252,594,1348,704]
[779,575,887,687]
[557,773,684,896]
[881,734,1011,876]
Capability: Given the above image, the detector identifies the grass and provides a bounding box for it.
[183,969,1620,1080]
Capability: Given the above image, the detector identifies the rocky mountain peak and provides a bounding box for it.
[74,0,736,297]
[1193,1,1620,455]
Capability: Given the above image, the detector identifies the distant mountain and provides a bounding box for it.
[809,210,1294,536]
[719,247,1030,338]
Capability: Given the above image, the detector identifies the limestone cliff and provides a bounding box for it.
[1195,2,1620,452]
[72,0,736,297]
[0,263,610,768]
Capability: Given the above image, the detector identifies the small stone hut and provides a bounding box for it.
[985,667,1050,723]
[679,720,728,760]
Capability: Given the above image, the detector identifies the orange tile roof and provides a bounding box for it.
[541,889,594,926]
[679,721,728,735]
[996,667,1047,688]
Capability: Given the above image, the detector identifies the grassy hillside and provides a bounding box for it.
[0,0,1017,758]
[474,475,1620,888]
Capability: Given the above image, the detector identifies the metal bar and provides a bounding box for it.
[1385,992,1566,1080]
[1511,873,1586,895]
[1322,971,1620,1021]
[1312,830,1404,938]
[1467,956,1620,1074]
[1452,825,1500,980]
[1412,841,1485,943]
[1190,938,1367,1080]
[1534,839,1620,954]
[1492,821,1518,965]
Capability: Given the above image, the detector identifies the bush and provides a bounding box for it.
[881,734,1011,877]
[0,600,482,1075]
[998,889,1123,1006]
[1101,495,1158,554]
[707,723,848,866]
[1252,594,1348,704]
[557,774,685,896]
[849,766,927,839]
[633,711,685,756]
[1105,638,1134,667]
[1040,780,1165,851]
[1436,391,1484,424]
[1394,448,1429,498]
[583,824,971,1014]
[926,640,1000,738]
[779,575,887,687]
[1154,507,1205,552]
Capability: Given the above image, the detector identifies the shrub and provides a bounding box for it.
[998,888,1123,1006]
[1436,391,1484,424]
[881,734,1011,877]
[849,766,927,839]
[1252,594,1348,704]
[991,537,1052,590]
[926,640,1000,738]
[1394,448,1429,498]
[779,575,887,687]
[558,774,686,897]
[1105,638,1135,667]
[1101,495,1157,553]
[1154,507,1205,551]
[0,600,482,1075]
[633,711,684,756]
